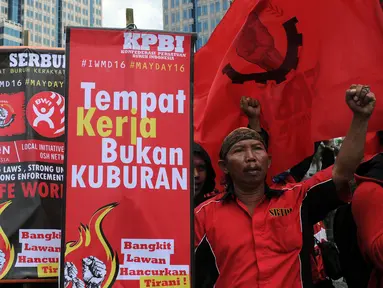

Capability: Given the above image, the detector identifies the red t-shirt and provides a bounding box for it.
[195,167,349,287]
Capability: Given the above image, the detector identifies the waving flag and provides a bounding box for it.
[194,0,383,179]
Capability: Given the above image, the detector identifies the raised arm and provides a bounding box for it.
[240,96,269,148]
[332,85,376,195]
[286,85,375,225]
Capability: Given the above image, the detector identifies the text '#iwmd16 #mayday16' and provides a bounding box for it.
[61,28,194,288]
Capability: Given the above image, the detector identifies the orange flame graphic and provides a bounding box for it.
[0,200,15,279]
[65,203,119,287]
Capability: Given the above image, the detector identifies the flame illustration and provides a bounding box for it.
[0,200,15,279]
[65,203,119,288]
[65,224,91,256]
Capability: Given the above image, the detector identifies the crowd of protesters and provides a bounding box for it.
[193,85,383,288]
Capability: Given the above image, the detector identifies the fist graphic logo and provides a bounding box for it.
[64,262,79,288]
[236,11,284,71]
[82,256,107,288]
[64,257,106,288]
[222,4,302,85]
[0,250,6,271]
[26,91,65,138]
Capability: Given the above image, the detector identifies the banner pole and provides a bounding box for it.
[126,8,136,29]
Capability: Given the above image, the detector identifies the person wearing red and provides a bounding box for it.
[333,131,383,288]
[352,152,383,288]
[195,85,376,287]
[243,96,334,287]
[245,94,339,288]
[193,142,222,288]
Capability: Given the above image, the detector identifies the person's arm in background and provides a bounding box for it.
[332,85,376,195]
[303,85,376,225]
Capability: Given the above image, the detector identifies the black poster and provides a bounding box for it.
[0,48,65,280]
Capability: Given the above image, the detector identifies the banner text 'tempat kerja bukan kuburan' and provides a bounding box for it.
[61,28,194,288]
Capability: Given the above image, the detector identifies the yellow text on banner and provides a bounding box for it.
[140,275,190,288]
[37,263,59,278]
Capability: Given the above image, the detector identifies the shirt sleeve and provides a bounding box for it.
[194,204,220,287]
[300,166,348,225]
[352,181,383,271]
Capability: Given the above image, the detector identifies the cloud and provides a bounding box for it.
[103,0,163,30]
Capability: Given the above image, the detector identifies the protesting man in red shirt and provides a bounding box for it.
[195,84,376,287]
[242,97,335,287]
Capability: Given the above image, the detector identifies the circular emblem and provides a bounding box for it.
[26,91,65,138]
[0,101,15,129]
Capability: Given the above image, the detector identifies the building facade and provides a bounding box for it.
[0,0,103,47]
[58,0,103,47]
[0,19,22,46]
[23,0,57,47]
[163,0,230,50]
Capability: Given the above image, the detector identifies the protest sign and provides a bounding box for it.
[61,28,194,288]
[0,47,65,280]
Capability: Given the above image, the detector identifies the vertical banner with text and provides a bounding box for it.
[61,28,194,288]
[0,47,65,280]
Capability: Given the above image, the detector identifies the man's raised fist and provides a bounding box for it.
[345,84,376,119]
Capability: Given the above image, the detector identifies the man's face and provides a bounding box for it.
[220,139,270,188]
[194,154,207,196]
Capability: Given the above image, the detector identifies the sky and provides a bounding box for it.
[103,0,163,30]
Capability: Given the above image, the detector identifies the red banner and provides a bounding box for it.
[61,28,193,288]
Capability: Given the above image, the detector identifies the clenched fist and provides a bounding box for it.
[64,262,78,287]
[240,96,261,120]
[82,256,107,288]
[346,84,376,119]
[236,10,284,70]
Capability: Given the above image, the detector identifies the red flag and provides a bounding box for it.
[194,0,383,179]
[365,132,383,159]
